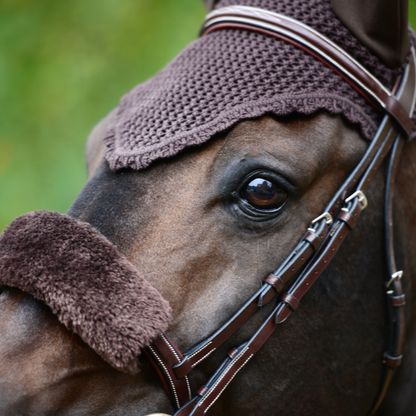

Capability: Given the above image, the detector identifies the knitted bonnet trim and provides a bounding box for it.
[103,0,415,171]
[105,93,378,170]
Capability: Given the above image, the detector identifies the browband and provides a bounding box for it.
[201,5,415,137]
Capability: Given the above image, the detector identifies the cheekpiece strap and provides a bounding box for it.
[146,6,416,416]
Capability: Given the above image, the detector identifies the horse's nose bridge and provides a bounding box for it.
[68,164,150,246]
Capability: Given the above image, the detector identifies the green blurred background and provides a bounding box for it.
[0,0,415,232]
[0,0,205,231]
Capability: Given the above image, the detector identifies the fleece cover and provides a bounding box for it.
[0,211,172,374]
[103,0,416,171]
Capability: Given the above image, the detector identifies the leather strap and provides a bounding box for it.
[280,293,300,311]
[145,334,192,409]
[367,129,409,415]
[389,294,406,307]
[303,231,323,251]
[338,210,357,229]
[171,221,328,381]
[201,5,415,136]
[172,226,326,381]
[264,273,285,293]
[383,352,403,368]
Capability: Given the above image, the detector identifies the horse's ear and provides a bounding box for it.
[331,0,410,68]
[201,0,217,12]
[85,109,117,179]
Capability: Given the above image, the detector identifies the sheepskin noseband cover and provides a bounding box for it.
[0,210,172,374]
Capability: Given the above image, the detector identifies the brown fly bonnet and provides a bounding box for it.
[103,0,416,171]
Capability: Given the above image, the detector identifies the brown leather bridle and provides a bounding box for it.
[144,6,416,416]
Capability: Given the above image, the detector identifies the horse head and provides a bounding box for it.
[1,1,416,415]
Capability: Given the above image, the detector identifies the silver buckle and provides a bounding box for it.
[386,271,403,288]
[311,212,333,227]
[345,190,368,210]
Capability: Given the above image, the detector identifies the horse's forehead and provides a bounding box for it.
[213,114,364,174]
[226,114,337,147]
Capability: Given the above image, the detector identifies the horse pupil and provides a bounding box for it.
[241,178,287,209]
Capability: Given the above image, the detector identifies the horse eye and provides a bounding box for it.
[241,178,287,210]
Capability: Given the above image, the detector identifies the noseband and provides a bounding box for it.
[145,6,416,415]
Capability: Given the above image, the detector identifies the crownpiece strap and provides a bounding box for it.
[201,5,415,136]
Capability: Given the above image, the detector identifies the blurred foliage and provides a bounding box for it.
[0,1,416,231]
[0,0,205,231]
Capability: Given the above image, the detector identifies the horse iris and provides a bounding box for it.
[241,178,287,210]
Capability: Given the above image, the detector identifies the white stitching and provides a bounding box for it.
[161,335,192,400]
[192,349,216,368]
[162,334,182,361]
[184,375,192,401]
[202,353,254,414]
[148,345,180,409]
[188,341,212,359]
[199,346,250,406]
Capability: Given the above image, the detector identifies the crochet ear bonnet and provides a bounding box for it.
[103,0,416,171]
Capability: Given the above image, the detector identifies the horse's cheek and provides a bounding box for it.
[0,287,174,415]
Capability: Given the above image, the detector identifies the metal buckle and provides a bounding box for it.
[311,212,333,227]
[386,271,403,288]
[345,190,368,210]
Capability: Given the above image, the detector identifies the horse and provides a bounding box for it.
[1,0,416,415]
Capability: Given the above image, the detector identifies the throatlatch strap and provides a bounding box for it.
[145,6,416,415]
[367,136,408,415]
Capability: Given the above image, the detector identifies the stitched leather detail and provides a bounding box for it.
[265,273,285,292]
[389,294,406,307]
[147,345,181,409]
[338,210,357,229]
[173,357,192,379]
[228,348,239,359]
[383,352,403,367]
[280,293,300,311]
[304,231,322,251]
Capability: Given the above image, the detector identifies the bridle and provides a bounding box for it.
[144,6,416,415]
